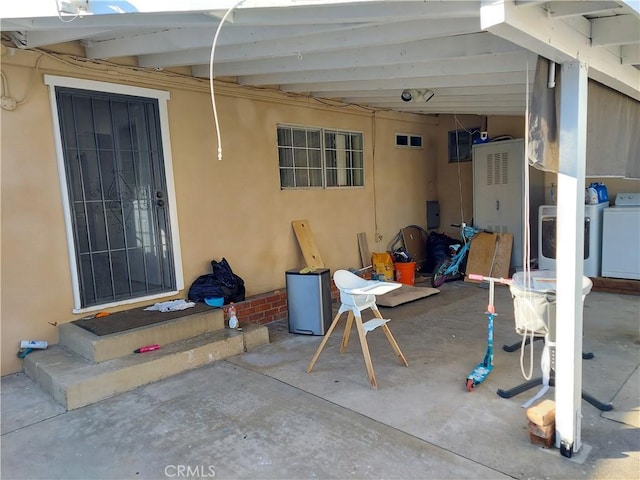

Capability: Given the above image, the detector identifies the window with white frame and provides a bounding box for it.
[277,125,364,188]
[395,133,423,148]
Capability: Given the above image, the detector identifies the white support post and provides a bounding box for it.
[555,60,588,456]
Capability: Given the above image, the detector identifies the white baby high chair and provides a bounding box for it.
[306,269,408,389]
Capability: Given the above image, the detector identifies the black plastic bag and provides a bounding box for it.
[426,232,460,272]
[188,258,245,304]
[392,248,413,263]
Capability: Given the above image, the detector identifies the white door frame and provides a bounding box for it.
[44,74,184,313]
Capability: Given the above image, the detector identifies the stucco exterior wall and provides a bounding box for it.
[0,49,439,375]
[4,48,634,376]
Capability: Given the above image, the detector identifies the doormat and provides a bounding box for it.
[72,302,213,336]
[376,285,440,308]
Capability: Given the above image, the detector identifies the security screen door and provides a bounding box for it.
[56,87,176,308]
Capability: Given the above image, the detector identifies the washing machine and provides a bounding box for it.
[538,202,608,277]
[601,193,640,280]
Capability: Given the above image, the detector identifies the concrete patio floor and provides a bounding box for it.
[2,279,639,479]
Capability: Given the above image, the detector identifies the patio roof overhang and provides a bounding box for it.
[1,0,638,116]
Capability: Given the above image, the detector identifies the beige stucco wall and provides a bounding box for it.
[0,48,440,375]
[3,48,636,376]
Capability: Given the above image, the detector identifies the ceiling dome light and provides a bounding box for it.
[400,90,413,102]
[400,89,435,103]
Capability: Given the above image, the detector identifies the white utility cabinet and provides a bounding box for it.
[472,138,545,270]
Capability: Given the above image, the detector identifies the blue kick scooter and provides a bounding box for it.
[465,274,511,392]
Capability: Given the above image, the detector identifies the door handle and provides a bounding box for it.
[496,200,500,211]
[156,199,165,207]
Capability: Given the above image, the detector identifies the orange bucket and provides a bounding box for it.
[394,262,416,286]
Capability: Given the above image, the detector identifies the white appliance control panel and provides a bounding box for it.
[614,192,640,206]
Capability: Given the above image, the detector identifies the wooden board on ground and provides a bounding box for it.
[465,232,513,282]
[376,285,440,307]
[464,232,498,282]
[357,232,371,269]
[491,233,514,279]
[292,219,325,268]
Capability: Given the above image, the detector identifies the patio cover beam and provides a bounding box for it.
[209,32,525,77]
[143,18,480,68]
[281,70,533,93]
[85,24,355,59]
[555,60,589,456]
[480,0,640,101]
[238,51,537,86]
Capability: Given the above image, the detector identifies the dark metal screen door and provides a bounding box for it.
[56,87,176,308]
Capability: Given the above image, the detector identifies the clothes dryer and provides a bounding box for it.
[538,202,608,277]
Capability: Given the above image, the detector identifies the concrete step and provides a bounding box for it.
[24,324,269,410]
[59,305,225,362]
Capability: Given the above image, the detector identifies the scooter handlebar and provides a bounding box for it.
[467,273,511,285]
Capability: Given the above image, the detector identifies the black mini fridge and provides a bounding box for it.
[286,268,332,335]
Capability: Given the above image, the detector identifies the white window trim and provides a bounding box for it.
[395,132,423,149]
[44,75,184,313]
[277,123,365,189]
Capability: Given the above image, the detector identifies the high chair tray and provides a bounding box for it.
[345,281,402,296]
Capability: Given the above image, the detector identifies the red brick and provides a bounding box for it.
[528,420,554,437]
[528,420,555,448]
[247,312,265,322]
[224,286,330,327]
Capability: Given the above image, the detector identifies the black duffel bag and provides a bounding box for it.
[188,258,245,304]
[426,231,460,272]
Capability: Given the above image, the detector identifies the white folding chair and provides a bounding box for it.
[306,269,408,389]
